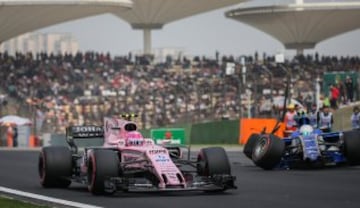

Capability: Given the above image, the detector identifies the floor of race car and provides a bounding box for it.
[0,150,359,208]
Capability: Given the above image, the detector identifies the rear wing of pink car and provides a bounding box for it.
[66,125,104,152]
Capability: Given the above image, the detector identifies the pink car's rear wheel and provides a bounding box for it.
[38,146,72,188]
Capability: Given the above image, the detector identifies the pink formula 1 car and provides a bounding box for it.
[38,116,236,195]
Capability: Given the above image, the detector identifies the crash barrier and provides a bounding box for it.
[25,105,359,147]
[151,128,185,144]
[29,135,40,147]
[239,118,285,145]
[6,134,40,147]
[141,124,192,144]
[41,119,287,146]
[190,120,239,144]
[43,121,238,146]
[42,133,67,146]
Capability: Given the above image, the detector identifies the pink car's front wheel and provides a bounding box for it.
[197,147,231,176]
[87,149,120,195]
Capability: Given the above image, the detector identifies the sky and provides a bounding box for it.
[40,0,360,58]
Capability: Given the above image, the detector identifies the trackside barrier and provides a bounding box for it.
[29,135,39,147]
[151,128,186,144]
[239,118,285,145]
[190,120,239,144]
[43,120,241,146]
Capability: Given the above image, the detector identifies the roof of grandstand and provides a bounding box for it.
[226,0,360,54]
[114,0,246,29]
[0,0,132,43]
[113,0,247,54]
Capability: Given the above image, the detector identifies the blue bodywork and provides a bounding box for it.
[278,129,346,169]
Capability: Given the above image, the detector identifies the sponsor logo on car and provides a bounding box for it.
[149,149,167,154]
[72,126,103,133]
[155,154,170,163]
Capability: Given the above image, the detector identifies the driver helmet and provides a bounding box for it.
[299,125,313,136]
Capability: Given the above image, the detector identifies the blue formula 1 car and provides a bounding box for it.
[243,121,360,170]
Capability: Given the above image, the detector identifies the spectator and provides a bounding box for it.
[351,106,360,130]
[337,80,346,105]
[304,94,313,112]
[345,76,354,103]
[284,104,297,132]
[308,104,319,128]
[329,84,339,110]
[13,126,18,147]
[318,105,334,132]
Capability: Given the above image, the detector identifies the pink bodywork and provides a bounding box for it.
[98,117,186,188]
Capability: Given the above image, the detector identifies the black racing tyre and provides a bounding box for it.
[243,133,260,159]
[343,130,360,165]
[87,149,120,195]
[197,147,231,176]
[252,134,285,170]
[38,146,72,188]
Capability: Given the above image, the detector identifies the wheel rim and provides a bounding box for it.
[87,157,95,191]
[254,137,268,158]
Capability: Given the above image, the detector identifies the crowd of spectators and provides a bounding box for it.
[0,51,359,134]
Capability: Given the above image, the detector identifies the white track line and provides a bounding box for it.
[0,186,103,208]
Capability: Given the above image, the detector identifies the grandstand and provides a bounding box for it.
[0,51,358,134]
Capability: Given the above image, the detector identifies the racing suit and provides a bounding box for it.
[309,111,319,128]
[319,112,333,132]
[351,112,360,129]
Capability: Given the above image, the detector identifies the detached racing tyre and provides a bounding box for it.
[197,147,231,176]
[343,130,360,165]
[87,149,120,195]
[38,146,72,188]
[243,133,260,159]
[252,134,285,170]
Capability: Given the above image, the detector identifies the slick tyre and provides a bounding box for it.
[197,147,231,176]
[87,149,119,195]
[38,146,72,188]
[343,130,360,165]
[252,134,285,170]
[243,133,260,159]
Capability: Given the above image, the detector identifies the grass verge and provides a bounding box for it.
[0,195,48,208]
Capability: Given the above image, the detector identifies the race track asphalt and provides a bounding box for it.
[0,149,360,208]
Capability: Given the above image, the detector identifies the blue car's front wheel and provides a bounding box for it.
[252,134,285,170]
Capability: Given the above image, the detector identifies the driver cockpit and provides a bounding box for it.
[125,131,144,146]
